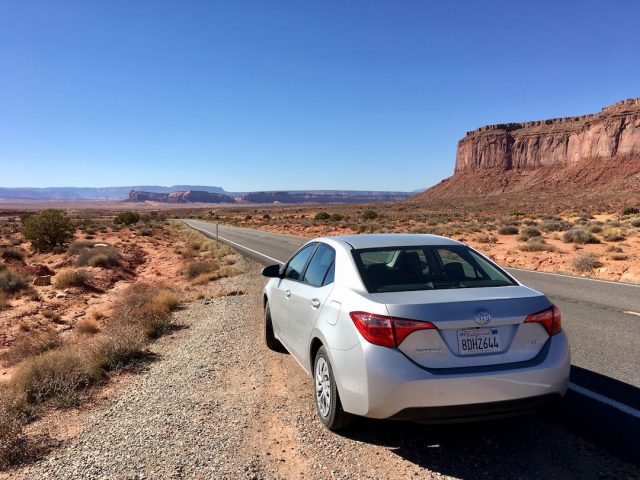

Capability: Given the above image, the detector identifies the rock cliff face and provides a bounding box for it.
[455,98,640,172]
[128,190,236,203]
[415,98,640,210]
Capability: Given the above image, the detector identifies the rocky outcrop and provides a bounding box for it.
[455,98,640,172]
[415,98,640,210]
[128,190,236,204]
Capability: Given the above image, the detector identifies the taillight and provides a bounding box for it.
[349,311,436,348]
[524,304,561,335]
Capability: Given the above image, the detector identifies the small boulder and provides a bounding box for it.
[33,275,52,286]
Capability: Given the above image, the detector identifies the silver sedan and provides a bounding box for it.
[261,234,570,430]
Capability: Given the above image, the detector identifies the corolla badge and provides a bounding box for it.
[474,311,491,325]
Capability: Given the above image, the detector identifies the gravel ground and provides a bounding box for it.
[12,260,640,479]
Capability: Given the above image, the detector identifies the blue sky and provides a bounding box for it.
[1,1,638,191]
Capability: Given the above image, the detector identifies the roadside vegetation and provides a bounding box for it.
[0,209,247,470]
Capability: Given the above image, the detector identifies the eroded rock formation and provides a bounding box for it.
[455,98,640,172]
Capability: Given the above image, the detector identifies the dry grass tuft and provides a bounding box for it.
[76,317,100,335]
[154,289,180,311]
[53,269,91,289]
[572,252,602,272]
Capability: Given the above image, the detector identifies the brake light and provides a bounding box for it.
[349,311,436,348]
[524,304,561,335]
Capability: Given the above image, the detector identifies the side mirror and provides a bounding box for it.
[261,264,282,278]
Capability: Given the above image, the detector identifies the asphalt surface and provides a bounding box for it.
[185,219,640,464]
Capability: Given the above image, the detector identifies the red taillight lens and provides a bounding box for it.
[524,304,561,335]
[349,311,436,348]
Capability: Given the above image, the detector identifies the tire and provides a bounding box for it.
[264,301,287,353]
[313,346,352,430]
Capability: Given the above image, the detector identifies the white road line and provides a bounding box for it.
[507,267,640,288]
[185,222,285,265]
[568,383,640,419]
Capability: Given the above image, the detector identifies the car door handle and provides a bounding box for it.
[310,298,321,309]
[284,290,291,298]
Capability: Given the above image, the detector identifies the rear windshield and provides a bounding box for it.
[352,245,517,293]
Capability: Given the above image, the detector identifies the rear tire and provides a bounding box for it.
[264,301,287,353]
[314,346,352,430]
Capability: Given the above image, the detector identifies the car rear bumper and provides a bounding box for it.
[388,393,561,423]
[331,331,570,419]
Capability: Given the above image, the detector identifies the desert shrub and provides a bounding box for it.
[562,229,599,244]
[362,210,378,220]
[0,270,31,294]
[519,226,541,241]
[53,269,91,288]
[76,317,100,335]
[43,310,62,323]
[610,253,629,261]
[0,293,10,310]
[605,245,623,253]
[2,331,61,367]
[140,229,153,237]
[330,213,344,222]
[572,253,602,272]
[540,220,569,232]
[630,218,640,228]
[154,289,180,311]
[314,212,330,221]
[110,283,173,339]
[498,225,519,235]
[602,227,625,242]
[244,214,252,220]
[113,211,140,225]
[186,260,219,279]
[519,241,557,252]
[21,209,74,252]
[262,214,271,220]
[76,246,121,268]
[0,247,26,261]
[474,234,496,244]
[10,345,96,406]
[622,207,639,216]
[587,224,603,234]
[67,240,96,255]
[0,390,29,469]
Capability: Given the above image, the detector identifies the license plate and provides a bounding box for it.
[457,328,501,355]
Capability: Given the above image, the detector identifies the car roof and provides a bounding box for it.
[317,233,463,249]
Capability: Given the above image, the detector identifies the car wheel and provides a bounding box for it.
[314,346,352,430]
[264,301,287,353]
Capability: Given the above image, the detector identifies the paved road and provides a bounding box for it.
[186,220,640,386]
[185,219,640,464]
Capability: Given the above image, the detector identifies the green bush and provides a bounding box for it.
[314,212,330,221]
[562,229,599,244]
[330,213,344,222]
[622,207,639,216]
[362,210,378,220]
[114,211,140,226]
[22,209,75,252]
